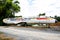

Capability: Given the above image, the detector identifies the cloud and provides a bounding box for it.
[15,0,60,17]
[27,0,35,5]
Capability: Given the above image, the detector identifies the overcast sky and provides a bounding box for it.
[15,0,60,17]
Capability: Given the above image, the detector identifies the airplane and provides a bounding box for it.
[3,16,58,26]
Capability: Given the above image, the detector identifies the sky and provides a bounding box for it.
[15,0,60,17]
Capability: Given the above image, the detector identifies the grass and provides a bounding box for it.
[0,32,4,34]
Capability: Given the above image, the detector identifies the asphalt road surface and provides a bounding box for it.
[0,27,60,40]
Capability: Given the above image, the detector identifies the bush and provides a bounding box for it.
[54,16,60,22]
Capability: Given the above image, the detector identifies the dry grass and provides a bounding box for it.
[50,22,60,30]
[0,32,15,40]
[50,22,60,26]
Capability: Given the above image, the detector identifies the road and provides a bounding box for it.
[0,27,60,40]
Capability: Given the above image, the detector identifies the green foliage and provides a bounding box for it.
[15,16,22,18]
[0,0,20,25]
[14,1,20,4]
[54,15,60,22]
[38,13,45,17]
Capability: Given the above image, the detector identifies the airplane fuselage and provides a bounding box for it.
[3,17,57,25]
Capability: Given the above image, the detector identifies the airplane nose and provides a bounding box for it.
[55,20,58,23]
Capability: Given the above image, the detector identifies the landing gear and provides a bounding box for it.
[17,22,27,26]
[21,22,27,26]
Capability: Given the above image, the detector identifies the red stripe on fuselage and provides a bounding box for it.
[36,18,47,20]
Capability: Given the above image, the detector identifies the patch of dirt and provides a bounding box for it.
[0,32,15,40]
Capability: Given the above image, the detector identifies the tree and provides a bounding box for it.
[38,13,45,17]
[0,0,20,25]
[15,15,22,18]
[54,15,60,22]
[42,13,45,15]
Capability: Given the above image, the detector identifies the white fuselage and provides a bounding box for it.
[3,16,57,24]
